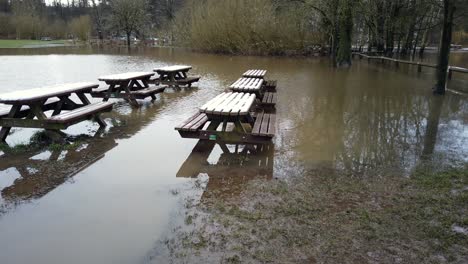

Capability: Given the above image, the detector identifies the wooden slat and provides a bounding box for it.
[154,65,192,73]
[176,112,201,129]
[260,114,270,136]
[189,114,208,131]
[199,93,231,113]
[98,72,154,82]
[183,113,207,131]
[266,114,276,136]
[47,102,113,124]
[238,94,256,115]
[252,112,264,135]
[204,93,235,114]
[271,92,277,104]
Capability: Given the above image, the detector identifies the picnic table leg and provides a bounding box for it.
[52,99,65,116]
[121,80,139,107]
[77,92,91,105]
[77,92,106,127]
[30,103,65,142]
[219,143,230,153]
[104,84,116,102]
[133,79,144,89]
[170,73,179,88]
[0,105,22,142]
[142,77,150,88]
[206,120,221,131]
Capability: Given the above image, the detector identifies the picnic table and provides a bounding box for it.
[92,72,164,107]
[242,68,277,90]
[0,82,113,142]
[154,65,200,87]
[229,77,276,109]
[243,69,267,78]
[176,92,275,144]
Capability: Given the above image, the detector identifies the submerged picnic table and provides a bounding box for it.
[243,69,277,90]
[154,65,200,87]
[92,72,165,107]
[0,82,113,142]
[176,92,275,144]
[243,69,267,78]
[229,77,276,108]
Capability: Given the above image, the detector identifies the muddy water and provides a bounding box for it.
[0,47,467,264]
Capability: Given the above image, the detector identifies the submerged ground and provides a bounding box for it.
[0,47,467,263]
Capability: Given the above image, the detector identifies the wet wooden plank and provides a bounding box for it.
[154,65,192,73]
[183,113,207,130]
[98,72,154,82]
[189,114,208,131]
[176,112,203,130]
[47,102,113,124]
[252,112,264,135]
[267,114,276,136]
[0,82,98,104]
[260,113,270,136]
[243,69,267,78]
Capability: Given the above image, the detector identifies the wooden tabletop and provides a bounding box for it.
[98,72,155,82]
[0,82,99,105]
[229,78,264,92]
[243,69,267,78]
[199,92,256,116]
[154,65,192,73]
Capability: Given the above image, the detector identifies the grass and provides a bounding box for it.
[157,163,468,263]
[0,39,67,48]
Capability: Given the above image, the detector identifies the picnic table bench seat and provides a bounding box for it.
[153,76,200,87]
[91,86,166,100]
[252,112,275,137]
[259,92,277,110]
[175,112,208,132]
[263,80,277,90]
[46,102,113,125]
[175,110,275,144]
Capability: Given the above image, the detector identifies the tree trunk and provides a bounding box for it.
[422,96,444,158]
[126,31,131,47]
[336,0,353,67]
[433,0,455,95]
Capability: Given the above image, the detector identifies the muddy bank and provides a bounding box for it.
[151,160,468,263]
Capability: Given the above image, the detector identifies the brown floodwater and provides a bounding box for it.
[0,47,467,264]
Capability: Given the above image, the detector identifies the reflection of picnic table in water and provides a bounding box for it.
[0,134,118,203]
[177,140,274,200]
[0,93,192,207]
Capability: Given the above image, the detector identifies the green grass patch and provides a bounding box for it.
[0,39,66,48]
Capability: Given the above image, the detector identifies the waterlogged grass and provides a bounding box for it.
[0,39,66,48]
[0,131,90,154]
[159,164,468,263]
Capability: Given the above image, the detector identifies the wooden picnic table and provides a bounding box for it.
[176,91,275,144]
[92,72,164,107]
[229,77,275,109]
[0,82,113,142]
[229,77,264,94]
[154,65,200,87]
[243,69,267,78]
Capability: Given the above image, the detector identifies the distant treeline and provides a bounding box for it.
[0,0,467,59]
[0,0,184,41]
[171,0,468,57]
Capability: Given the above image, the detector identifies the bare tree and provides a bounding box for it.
[110,0,148,47]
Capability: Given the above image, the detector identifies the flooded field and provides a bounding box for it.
[0,47,467,263]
